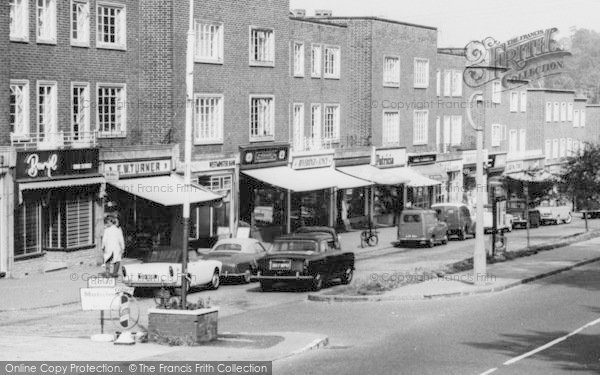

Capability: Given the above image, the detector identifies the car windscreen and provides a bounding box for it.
[402,214,422,223]
[212,243,243,252]
[272,241,317,252]
[144,249,182,263]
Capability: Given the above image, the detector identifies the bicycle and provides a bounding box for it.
[360,218,379,248]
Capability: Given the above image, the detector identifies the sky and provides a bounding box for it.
[289,0,600,47]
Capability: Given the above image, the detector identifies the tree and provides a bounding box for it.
[560,143,600,209]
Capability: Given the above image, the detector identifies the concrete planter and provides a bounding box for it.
[148,307,218,345]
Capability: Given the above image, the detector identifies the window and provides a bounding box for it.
[451,70,463,97]
[443,70,452,97]
[97,2,126,49]
[382,111,400,145]
[194,94,224,144]
[324,46,340,79]
[323,104,340,141]
[553,102,560,122]
[310,104,321,140]
[573,140,580,155]
[97,84,126,137]
[567,138,573,156]
[509,129,518,153]
[451,115,462,146]
[195,21,223,63]
[510,92,519,112]
[249,96,274,141]
[552,139,559,159]
[545,139,552,160]
[413,110,428,145]
[491,124,503,147]
[14,201,42,257]
[559,138,566,158]
[519,92,527,112]
[581,110,586,127]
[311,44,322,78]
[383,56,400,87]
[492,81,502,104]
[574,110,580,128]
[414,58,429,88]
[292,103,304,150]
[37,0,56,44]
[436,70,441,96]
[545,102,552,122]
[567,103,574,121]
[250,27,274,66]
[293,42,305,77]
[71,0,90,46]
[10,80,30,137]
[71,83,90,140]
[37,81,57,137]
[519,129,526,151]
[443,116,451,148]
[435,116,440,151]
[10,0,29,41]
[46,197,94,249]
[560,102,567,121]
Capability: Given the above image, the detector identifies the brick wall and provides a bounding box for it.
[0,3,8,144]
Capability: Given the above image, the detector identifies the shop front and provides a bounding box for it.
[333,149,372,230]
[437,154,464,204]
[102,150,221,257]
[0,149,14,278]
[13,149,104,276]
[407,153,446,208]
[461,149,489,207]
[504,156,551,204]
[486,153,507,203]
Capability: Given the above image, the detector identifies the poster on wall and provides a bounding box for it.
[254,206,274,224]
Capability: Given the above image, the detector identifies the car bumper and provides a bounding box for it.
[123,282,179,288]
[257,271,313,280]
[398,237,428,243]
[221,271,248,278]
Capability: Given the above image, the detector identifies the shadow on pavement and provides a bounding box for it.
[204,333,284,349]
[535,267,600,292]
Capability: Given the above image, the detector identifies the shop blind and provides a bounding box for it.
[65,198,93,248]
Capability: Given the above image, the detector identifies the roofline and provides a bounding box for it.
[304,16,437,31]
[290,17,347,28]
[526,88,576,94]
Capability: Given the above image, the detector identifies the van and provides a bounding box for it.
[397,209,448,247]
[431,203,475,240]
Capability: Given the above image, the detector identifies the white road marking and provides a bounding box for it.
[479,367,497,375]
[503,317,600,366]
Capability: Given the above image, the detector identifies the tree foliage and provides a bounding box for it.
[560,143,600,206]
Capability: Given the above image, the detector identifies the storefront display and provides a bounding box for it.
[408,153,445,208]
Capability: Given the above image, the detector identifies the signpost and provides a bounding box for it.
[80,278,118,335]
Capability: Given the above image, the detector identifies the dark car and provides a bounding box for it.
[431,203,475,240]
[507,199,540,229]
[202,238,267,283]
[397,209,448,247]
[257,232,355,292]
[294,226,341,249]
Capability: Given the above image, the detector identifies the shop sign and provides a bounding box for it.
[16,149,99,180]
[408,154,437,166]
[194,158,237,172]
[487,154,507,169]
[253,206,274,224]
[440,160,463,173]
[104,159,172,178]
[373,148,407,168]
[505,161,524,174]
[80,287,120,311]
[462,150,489,166]
[292,154,334,170]
[240,144,289,169]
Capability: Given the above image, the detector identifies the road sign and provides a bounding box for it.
[80,287,120,311]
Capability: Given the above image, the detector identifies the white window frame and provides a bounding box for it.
[414,58,430,88]
[435,116,441,151]
[323,104,340,142]
[413,110,429,145]
[451,115,462,146]
[382,111,400,146]
[552,139,559,159]
[310,104,322,140]
[383,56,401,87]
[96,2,127,50]
[519,129,526,151]
[324,45,341,79]
[292,103,304,150]
[311,44,322,78]
[249,26,275,67]
[442,116,451,149]
[545,139,552,160]
[553,102,560,122]
[194,20,224,64]
[560,102,567,122]
[451,70,463,97]
[574,110,580,128]
[443,70,452,97]
[581,110,586,127]
[71,82,91,140]
[436,70,441,97]
[492,81,502,104]
[193,93,224,145]
[37,80,58,137]
[96,83,127,138]
[10,80,30,137]
[567,102,574,121]
[10,0,29,42]
[510,92,519,112]
[519,91,527,112]
[292,41,305,77]
[37,0,57,44]
[249,95,275,142]
[491,124,503,147]
[509,129,518,153]
[559,138,566,158]
[545,102,552,122]
[71,0,90,47]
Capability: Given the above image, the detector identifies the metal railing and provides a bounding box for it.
[10,131,98,150]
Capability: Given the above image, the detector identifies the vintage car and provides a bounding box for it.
[122,248,222,294]
[397,209,448,247]
[202,238,268,283]
[257,232,355,292]
[536,199,573,225]
[431,203,475,240]
[506,199,540,229]
[294,226,341,249]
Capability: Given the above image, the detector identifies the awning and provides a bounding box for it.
[242,166,372,192]
[337,165,410,185]
[401,167,443,187]
[412,164,449,182]
[18,175,106,204]
[108,174,222,206]
[505,170,558,183]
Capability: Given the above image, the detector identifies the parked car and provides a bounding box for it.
[202,238,267,283]
[397,209,448,247]
[257,232,355,292]
[294,226,341,249]
[506,199,540,229]
[536,199,573,225]
[122,248,222,294]
[431,203,475,240]
[482,207,513,234]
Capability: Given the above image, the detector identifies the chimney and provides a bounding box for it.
[314,10,333,18]
[291,9,306,17]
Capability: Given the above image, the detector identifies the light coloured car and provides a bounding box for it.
[536,199,573,225]
[122,248,222,294]
[202,238,268,283]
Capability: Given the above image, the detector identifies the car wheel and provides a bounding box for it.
[312,273,324,291]
[260,280,273,292]
[242,269,252,284]
[564,213,572,224]
[428,238,435,248]
[341,267,354,285]
[209,269,220,290]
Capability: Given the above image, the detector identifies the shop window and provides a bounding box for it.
[195,20,223,63]
[14,201,42,258]
[10,0,29,41]
[97,2,126,49]
[45,197,94,249]
[71,0,90,46]
[250,27,274,66]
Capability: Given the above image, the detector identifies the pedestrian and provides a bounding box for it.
[102,216,125,278]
